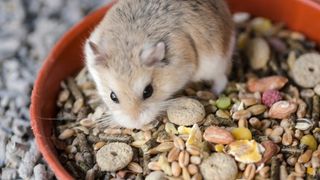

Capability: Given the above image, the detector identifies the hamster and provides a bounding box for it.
[85,0,235,129]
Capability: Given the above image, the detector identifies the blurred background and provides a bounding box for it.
[0,0,110,179]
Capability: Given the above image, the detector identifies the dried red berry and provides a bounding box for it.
[262,90,282,107]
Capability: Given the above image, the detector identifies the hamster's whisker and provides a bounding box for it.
[93,111,119,128]
[95,115,111,121]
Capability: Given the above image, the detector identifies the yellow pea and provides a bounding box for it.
[231,127,252,140]
[300,135,318,151]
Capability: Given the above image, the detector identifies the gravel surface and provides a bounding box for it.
[0,0,110,179]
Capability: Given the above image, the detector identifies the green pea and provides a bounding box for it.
[216,96,231,110]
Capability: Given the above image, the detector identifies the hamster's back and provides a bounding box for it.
[94,0,233,58]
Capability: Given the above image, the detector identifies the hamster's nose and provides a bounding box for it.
[126,106,141,121]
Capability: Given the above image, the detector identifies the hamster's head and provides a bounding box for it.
[85,40,191,129]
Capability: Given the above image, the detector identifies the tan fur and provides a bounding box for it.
[85,0,234,129]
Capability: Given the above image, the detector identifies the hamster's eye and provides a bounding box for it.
[110,91,119,103]
[143,84,153,99]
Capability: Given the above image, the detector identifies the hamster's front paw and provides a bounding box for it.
[212,75,228,95]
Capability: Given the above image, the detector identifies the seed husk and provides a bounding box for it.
[147,142,174,154]
[270,157,280,180]
[128,162,143,173]
[295,118,313,131]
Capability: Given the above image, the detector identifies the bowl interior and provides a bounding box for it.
[30,0,320,179]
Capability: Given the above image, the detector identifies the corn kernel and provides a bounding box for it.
[231,127,252,140]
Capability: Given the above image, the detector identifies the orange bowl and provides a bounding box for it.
[30,0,320,179]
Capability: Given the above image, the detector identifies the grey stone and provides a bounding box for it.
[62,2,84,25]
[39,0,64,16]
[18,141,41,179]
[0,96,10,108]
[1,168,17,180]
[28,18,68,61]
[0,117,13,132]
[19,107,30,120]
[0,39,20,60]
[33,164,48,180]
[0,129,8,167]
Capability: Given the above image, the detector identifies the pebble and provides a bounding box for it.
[292,53,320,88]
[96,142,133,171]
[33,164,49,180]
[200,153,238,180]
[167,97,205,126]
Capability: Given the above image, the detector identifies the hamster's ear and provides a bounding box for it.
[88,41,100,55]
[140,42,165,67]
[86,40,108,67]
